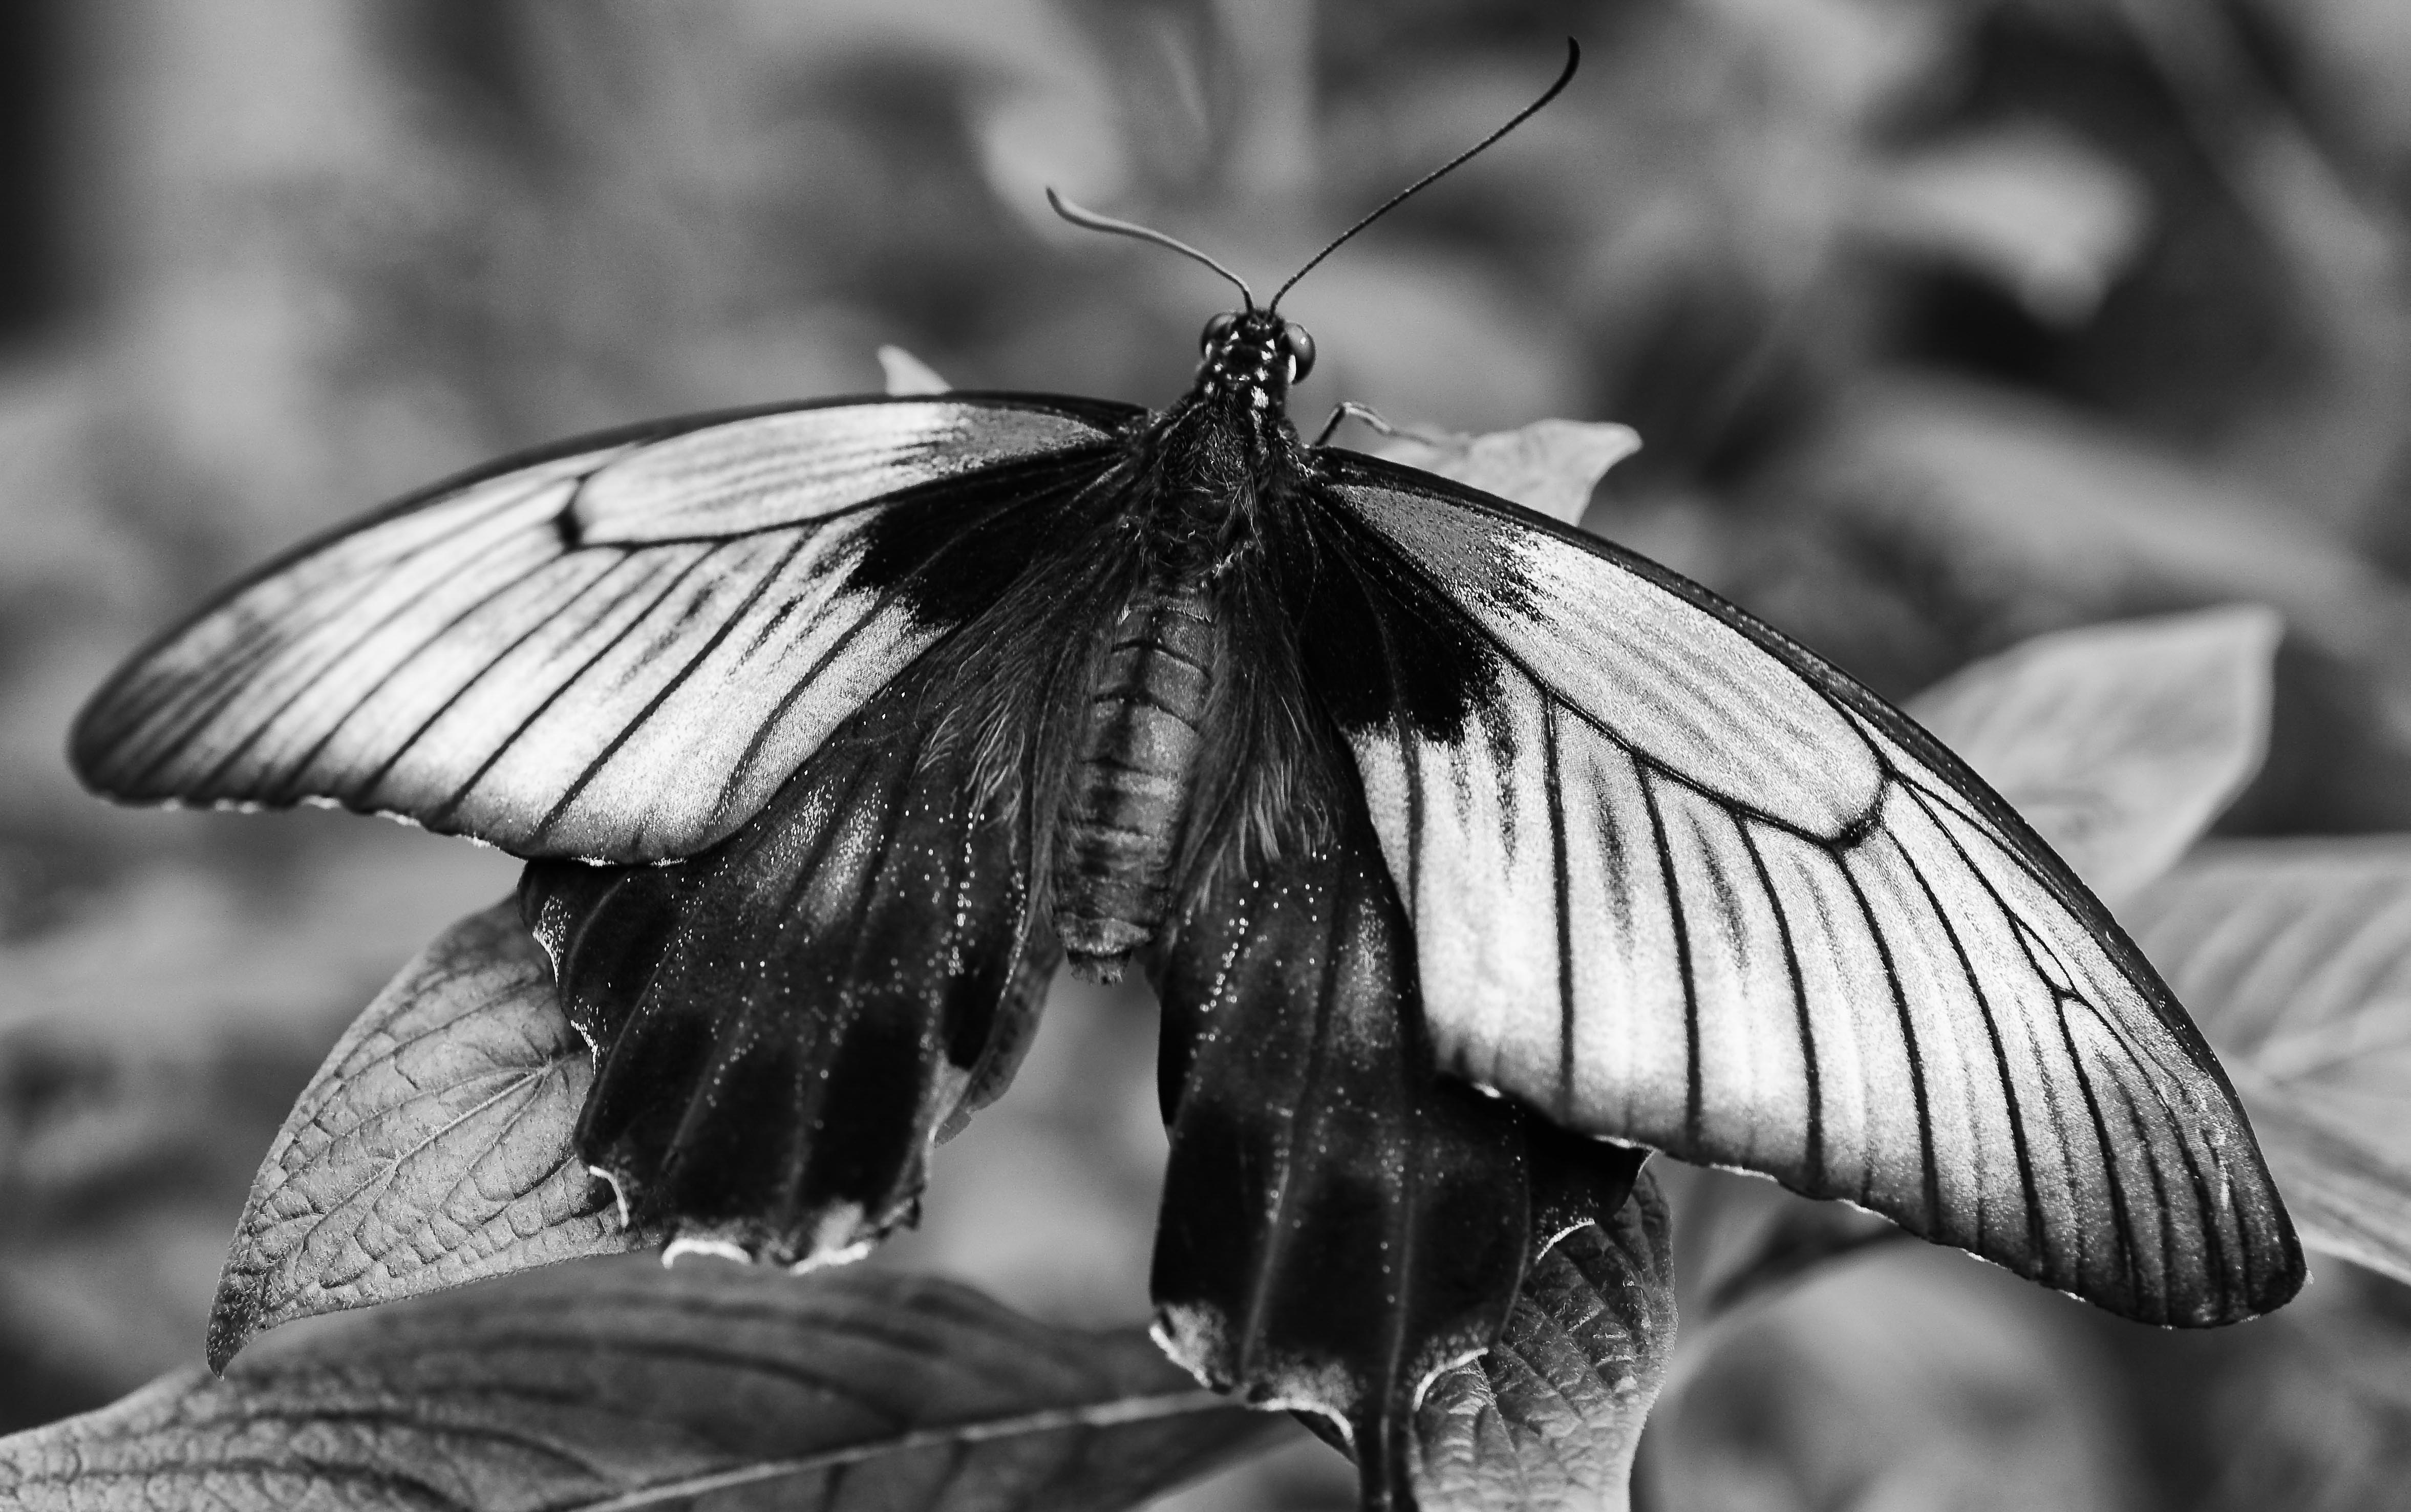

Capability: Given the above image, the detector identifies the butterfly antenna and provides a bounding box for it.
[1268,39,1580,312]
[1047,188,1256,309]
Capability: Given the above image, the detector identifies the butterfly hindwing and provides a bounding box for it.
[520,655,1054,1266]
[1148,762,1532,1511]
[70,394,1137,862]
[1300,450,2302,1327]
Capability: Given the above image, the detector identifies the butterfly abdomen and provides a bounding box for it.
[1051,579,1221,975]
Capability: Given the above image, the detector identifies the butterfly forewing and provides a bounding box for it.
[1305,452,2301,1326]
[71,395,1137,862]
[568,398,1115,543]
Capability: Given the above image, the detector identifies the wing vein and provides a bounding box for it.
[533,530,823,842]
[109,472,568,751]
[120,468,602,785]
[706,555,905,833]
[1410,602,1878,847]
[1637,770,1702,1148]
[1542,698,1577,1120]
[1736,819,1823,1190]
[1891,788,2047,1271]
[1832,811,1941,1229]
[273,549,612,797]
[2090,1045,2183,1313]
[136,538,551,794]
[430,542,729,828]
[352,551,647,797]
[1340,540,1429,918]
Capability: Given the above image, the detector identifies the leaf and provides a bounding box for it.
[1803,382,2388,629]
[0,827,520,1045]
[1852,125,2150,324]
[1770,383,2411,755]
[1411,1170,1676,1512]
[206,900,643,1371]
[0,828,517,1412]
[1906,605,2280,904]
[1693,1190,1903,1322]
[1354,413,1642,526]
[2229,1094,2411,1292]
[1652,1244,2138,1512]
[2125,839,2411,1286]
[0,1259,1276,1511]
[2201,1266,2411,1511]
[1723,381,2411,843]
[0,1007,315,1415]
[879,344,952,395]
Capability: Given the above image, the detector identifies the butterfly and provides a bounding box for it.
[69,41,2297,1511]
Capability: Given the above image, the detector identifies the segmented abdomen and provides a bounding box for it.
[1052,581,1218,972]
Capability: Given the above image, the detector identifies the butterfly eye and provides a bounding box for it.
[1201,312,1240,356]
[1282,322,1316,382]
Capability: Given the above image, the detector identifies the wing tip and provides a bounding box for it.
[2082,1175,2305,1328]
[64,682,145,795]
[2232,1207,2309,1323]
[2244,1249,2308,1320]
[2133,1261,2304,1329]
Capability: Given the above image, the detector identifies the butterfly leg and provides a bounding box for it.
[1311,400,1404,449]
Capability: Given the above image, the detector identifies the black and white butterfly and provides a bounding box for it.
[70,45,2297,1512]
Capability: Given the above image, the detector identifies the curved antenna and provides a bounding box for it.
[1269,39,1581,312]
[1047,188,1255,309]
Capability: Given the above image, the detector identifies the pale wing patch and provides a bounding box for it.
[1340,481,1884,841]
[1652,781,1812,1175]
[414,521,931,859]
[574,401,1110,543]
[1554,725,1690,1143]
[1329,477,2298,1325]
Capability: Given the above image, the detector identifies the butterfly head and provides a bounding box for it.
[1197,309,1315,413]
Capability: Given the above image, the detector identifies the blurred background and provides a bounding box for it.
[5,1,2411,1507]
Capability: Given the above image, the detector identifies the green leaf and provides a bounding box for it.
[1412,1171,1676,1512]
[1907,606,2280,903]
[3,1259,1275,1511]
[206,901,643,1370]
[2125,839,2411,1287]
